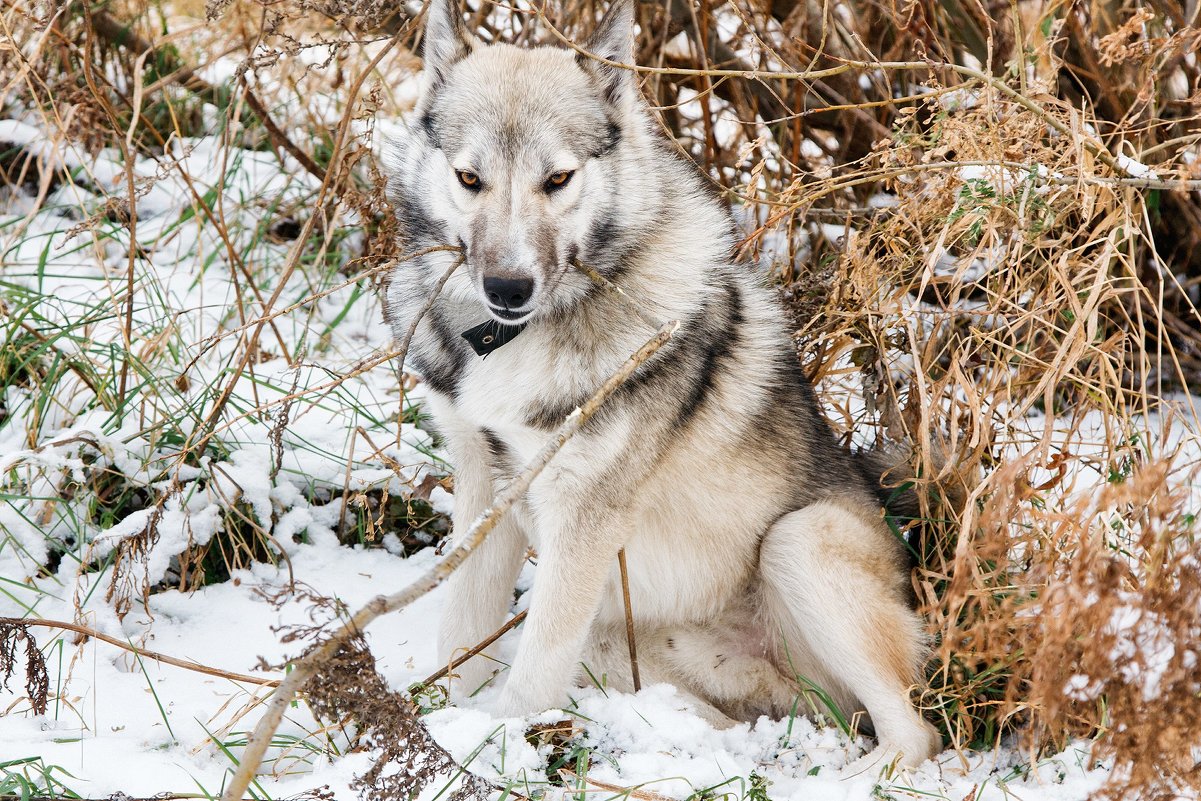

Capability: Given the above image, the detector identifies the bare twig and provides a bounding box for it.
[414,609,528,690]
[617,548,641,692]
[180,31,403,464]
[390,254,466,373]
[539,10,1130,174]
[0,795,247,801]
[88,8,330,186]
[0,617,279,686]
[186,244,461,369]
[242,83,328,185]
[573,259,664,329]
[188,253,462,466]
[557,769,679,801]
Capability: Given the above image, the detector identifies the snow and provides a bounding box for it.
[1064,675,1103,702]
[0,104,1192,800]
[1105,601,1183,703]
[1114,154,1159,180]
[0,543,446,797]
[0,538,1116,799]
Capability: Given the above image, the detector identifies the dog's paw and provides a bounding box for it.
[493,684,567,720]
[680,700,739,730]
[492,690,537,719]
[840,716,941,778]
[840,738,939,777]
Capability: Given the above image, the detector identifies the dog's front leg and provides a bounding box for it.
[436,425,527,695]
[495,505,625,717]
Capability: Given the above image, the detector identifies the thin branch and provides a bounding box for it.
[617,548,641,692]
[186,244,462,370]
[0,795,244,801]
[88,8,329,186]
[537,11,1130,174]
[242,82,328,184]
[180,31,402,463]
[414,609,528,690]
[557,769,679,801]
[0,617,278,686]
[389,254,466,376]
[573,260,665,329]
[185,253,462,465]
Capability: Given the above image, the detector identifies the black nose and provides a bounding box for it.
[483,276,534,309]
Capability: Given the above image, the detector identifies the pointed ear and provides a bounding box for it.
[421,0,473,88]
[578,0,637,105]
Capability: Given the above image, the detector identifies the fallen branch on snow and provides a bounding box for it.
[0,617,278,687]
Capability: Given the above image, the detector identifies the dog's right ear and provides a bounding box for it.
[421,0,473,88]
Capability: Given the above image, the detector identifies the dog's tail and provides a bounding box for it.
[854,443,973,565]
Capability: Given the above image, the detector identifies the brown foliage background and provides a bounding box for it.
[1,0,1199,797]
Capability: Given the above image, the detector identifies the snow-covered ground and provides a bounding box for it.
[0,520,1114,799]
[0,531,1114,800]
[0,100,1194,799]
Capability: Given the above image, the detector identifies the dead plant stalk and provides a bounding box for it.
[416,609,528,689]
[181,32,402,462]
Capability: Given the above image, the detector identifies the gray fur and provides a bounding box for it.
[381,0,940,771]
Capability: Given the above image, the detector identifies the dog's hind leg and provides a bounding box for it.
[758,499,941,769]
[581,625,739,729]
[645,621,802,723]
[583,621,797,727]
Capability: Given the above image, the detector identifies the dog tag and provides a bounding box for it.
[461,320,527,357]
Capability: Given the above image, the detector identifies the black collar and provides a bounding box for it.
[460,319,527,357]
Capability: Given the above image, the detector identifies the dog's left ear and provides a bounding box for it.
[579,0,637,106]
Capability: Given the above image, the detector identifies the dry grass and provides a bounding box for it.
[1,0,1200,797]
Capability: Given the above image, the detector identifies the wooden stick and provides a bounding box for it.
[539,10,1135,175]
[88,8,335,187]
[181,32,402,463]
[194,253,464,440]
[0,617,278,687]
[220,319,679,801]
[414,609,528,690]
[573,259,664,330]
[189,244,462,365]
[617,548,641,692]
[557,769,679,801]
[571,261,655,695]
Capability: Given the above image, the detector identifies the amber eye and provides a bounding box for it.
[456,169,481,190]
[545,170,574,192]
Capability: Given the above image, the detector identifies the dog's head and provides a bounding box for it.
[386,0,643,325]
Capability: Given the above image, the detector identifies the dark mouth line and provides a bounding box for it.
[490,307,527,321]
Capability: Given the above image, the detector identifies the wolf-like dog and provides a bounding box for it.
[381,0,941,768]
